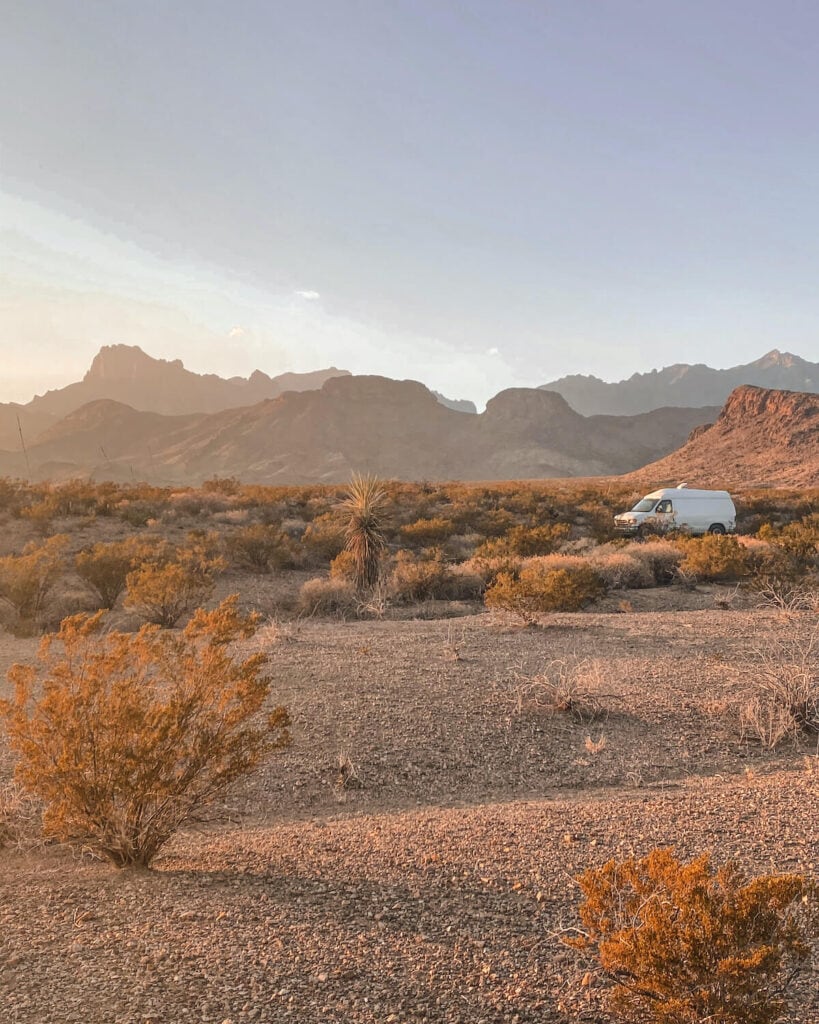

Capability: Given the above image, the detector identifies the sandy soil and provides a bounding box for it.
[1,599,817,1023]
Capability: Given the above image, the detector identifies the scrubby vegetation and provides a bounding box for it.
[0,597,290,867]
[569,848,818,1024]
[0,476,816,627]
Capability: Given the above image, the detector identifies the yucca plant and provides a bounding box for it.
[338,474,388,592]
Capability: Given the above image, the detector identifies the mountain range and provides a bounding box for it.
[540,349,819,415]
[0,346,715,483]
[1,344,817,486]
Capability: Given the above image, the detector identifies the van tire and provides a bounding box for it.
[708,523,726,535]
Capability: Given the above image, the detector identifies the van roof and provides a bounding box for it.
[645,488,732,500]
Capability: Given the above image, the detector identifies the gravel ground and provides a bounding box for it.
[1,599,818,1023]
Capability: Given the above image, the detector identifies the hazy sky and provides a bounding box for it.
[3,1,819,406]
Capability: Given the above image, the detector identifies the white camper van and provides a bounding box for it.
[614,485,736,537]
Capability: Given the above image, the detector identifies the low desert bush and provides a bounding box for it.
[474,522,571,559]
[124,560,216,627]
[740,630,819,748]
[389,548,451,603]
[511,658,608,722]
[301,511,346,564]
[0,780,43,851]
[298,577,359,618]
[588,548,654,590]
[0,535,69,632]
[399,517,457,548]
[75,536,161,609]
[677,534,750,583]
[485,562,605,620]
[465,551,524,586]
[0,597,290,868]
[631,540,683,584]
[568,848,819,1024]
[226,523,295,573]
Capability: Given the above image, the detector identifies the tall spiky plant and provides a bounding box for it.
[338,474,388,592]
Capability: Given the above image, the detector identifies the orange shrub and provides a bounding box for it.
[0,535,69,631]
[0,597,290,867]
[75,536,163,609]
[569,848,818,1024]
[678,534,750,582]
[399,517,457,547]
[485,563,604,618]
[124,561,215,627]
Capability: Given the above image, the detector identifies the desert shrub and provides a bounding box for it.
[117,497,167,527]
[759,514,819,570]
[124,560,216,627]
[466,551,524,586]
[445,565,485,601]
[474,522,571,560]
[226,523,294,573]
[677,534,750,583]
[202,476,241,496]
[389,548,451,602]
[0,780,43,851]
[0,597,290,867]
[630,540,683,584]
[511,658,608,722]
[338,474,388,592]
[485,562,605,619]
[399,517,457,548]
[588,549,655,590]
[298,577,359,618]
[301,511,346,564]
[740,630,819,748]
[75,536,160,609]
[568,848,818,1024]
[0,535,69,631]
[329,549,357,581]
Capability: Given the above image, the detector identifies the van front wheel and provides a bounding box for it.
[708,523,726,535]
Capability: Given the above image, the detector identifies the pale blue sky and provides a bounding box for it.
[3,1,819,405]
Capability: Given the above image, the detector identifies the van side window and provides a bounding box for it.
[656,500,672,513]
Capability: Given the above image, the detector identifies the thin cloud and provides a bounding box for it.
[295,289,320,300]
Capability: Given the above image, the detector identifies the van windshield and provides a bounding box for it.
[632,498,658,512]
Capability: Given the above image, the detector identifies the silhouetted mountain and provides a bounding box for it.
[0,345,478,450]
[541,350,819,415]
[0,375,716,484]
[628,385,819,488]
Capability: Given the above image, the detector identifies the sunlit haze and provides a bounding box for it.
[3,1,819,405]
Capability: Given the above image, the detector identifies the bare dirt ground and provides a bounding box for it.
[1,596,818,1023]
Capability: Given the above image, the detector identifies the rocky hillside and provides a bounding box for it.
[627,385,819,488]
[541,349,819,415]
[0,375,715,484]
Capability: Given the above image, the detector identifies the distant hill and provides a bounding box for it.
[626,385,819,489]
[0,345,478,450]
[0,375,716,484]
[540,350,819,415]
